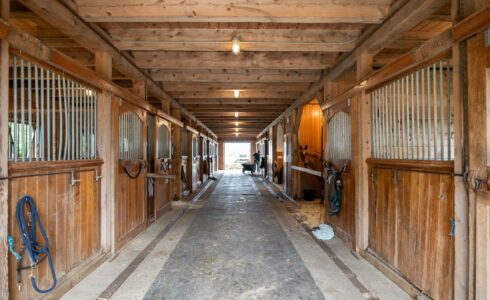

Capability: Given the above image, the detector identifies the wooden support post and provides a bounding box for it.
[171,108,181,200]
[292,107,302,199]
[451,1,468,298]
[0,1,9,298]
[95,52,115,253]
[466,31,489,300]
[132,79,146,101]
[356,52,373,251]
[186,120,194,192]
[218,142,224,170]
[161,99,170,114]
[461,2,489,298]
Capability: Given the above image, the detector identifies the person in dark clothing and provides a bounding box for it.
[253,152,260,173]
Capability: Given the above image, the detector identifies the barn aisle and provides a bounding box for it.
[63,171,409,299]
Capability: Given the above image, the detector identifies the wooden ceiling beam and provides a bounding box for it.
[108,27,359,52]
[185,107,287,113]
[193,111,278,116]
[327,0,448,80]
[150,69,321,83]
[17,0,217,137]
[75,0,392,23]
[178,98,294,105]
[163,82,310,92]
[257,0,449,137]
[171,90,301,99]
[133,51,336,69]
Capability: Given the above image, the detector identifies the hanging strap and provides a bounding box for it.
[122,160,146,179]
[15,195,57,294]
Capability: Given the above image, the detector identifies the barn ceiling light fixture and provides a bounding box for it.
[235,112,239,118]
[231,36,240,54]
[235,122,239,126]
[234,89,240,98]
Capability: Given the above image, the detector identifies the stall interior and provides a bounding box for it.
[292,100,324,228]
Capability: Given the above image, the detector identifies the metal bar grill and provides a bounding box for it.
[157,125,170,159]
[9,55,98,162]
[118,109,142,160]
[328,110,351,160]
[370,59,453,161]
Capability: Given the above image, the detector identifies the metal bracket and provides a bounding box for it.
[70,172,81,186]
[95,169,103,182]
[449,217,455,237]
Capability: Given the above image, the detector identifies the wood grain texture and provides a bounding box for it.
[368,164,454,300]
[298,103,323,157]
[8,167,101,300]
[114,102,147,251]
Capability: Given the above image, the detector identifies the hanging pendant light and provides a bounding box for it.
[231,36,240,54]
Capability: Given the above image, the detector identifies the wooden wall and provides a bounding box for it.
[367,160,454,300]
[323,165,356,249]
[8,162,102,300]
[299,102,323,156]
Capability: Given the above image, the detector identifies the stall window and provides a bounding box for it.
[328,111,352,160]
[9,55,97,162]
[180,128,188,156]
[157,125,170,159]
[370,59,453,161]
[118,111,142,160]
[192,136,198,157]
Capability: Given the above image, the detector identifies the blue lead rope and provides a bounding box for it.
[15,195,57,293]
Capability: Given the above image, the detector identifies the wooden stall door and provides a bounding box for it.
[154,118,172,219]
[8,164,102,300]
[368,163,454,300]
[115,103,147,251]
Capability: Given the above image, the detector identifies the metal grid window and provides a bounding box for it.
[157,125,170,159]
[328,111,352,160]
[370,59,453,161]
[9,55,97,162]
[118,111,142,160]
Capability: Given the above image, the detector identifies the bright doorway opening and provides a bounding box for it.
[224,143,251,170]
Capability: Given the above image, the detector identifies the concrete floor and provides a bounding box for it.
[63,171,411,300]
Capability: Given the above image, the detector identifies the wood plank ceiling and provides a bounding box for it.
[10,0,451,139]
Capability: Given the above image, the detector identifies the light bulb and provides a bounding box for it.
[231,36,240,54]
[234,90,240,98]
[235,132,239,137]
[235,128,238,132]
[235,122,238,126]
[234,112,239,118]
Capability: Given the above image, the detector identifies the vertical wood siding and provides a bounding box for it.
[8,166,101,300]
[299,103,323,156]
[115,103,147,250]
[368,164,454,300]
